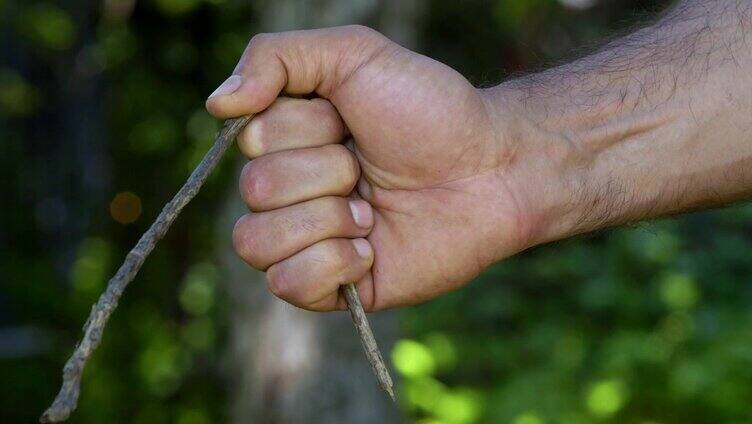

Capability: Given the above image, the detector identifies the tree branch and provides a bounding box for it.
[41,115,394,422]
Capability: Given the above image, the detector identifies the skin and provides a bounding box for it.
[206,1,752,312]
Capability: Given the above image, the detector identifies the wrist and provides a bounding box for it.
[480,2,752,255]
[479,84,593,252]
[484,70,729,249]
[481,79,663,250]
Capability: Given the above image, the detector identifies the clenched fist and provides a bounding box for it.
[205,26,533,311]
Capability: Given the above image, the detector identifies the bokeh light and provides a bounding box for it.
[109,191,142,224]
[659,272,700,310]
[0,68,40,116]
[586,379,628,417]
[392,339,436,378]
[178,262,218,316]
[70,238,114,296]
[18,3,77,51]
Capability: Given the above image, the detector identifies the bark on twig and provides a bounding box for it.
[41,115,394,422]
[342,283,395,401]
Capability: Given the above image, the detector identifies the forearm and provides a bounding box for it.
[487,0,752,246]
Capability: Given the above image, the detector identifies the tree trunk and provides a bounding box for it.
[217,1,422,422]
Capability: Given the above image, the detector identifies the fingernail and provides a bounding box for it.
[209,75,242,98]
[352,238,372,259]
[349,200,373,229]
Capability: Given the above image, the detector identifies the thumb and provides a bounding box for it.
[205,25,389,119]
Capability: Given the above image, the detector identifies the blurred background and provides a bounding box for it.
[3,0,752,422]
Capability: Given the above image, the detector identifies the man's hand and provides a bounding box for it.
[205,26,534,311]
[207,1,752,312]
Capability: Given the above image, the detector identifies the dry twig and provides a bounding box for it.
[342,283,395,401]
[41,115,394,422]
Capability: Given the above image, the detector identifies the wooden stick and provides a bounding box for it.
[41,115,394,422]
[40,116,252,423]
[342,283,395,401]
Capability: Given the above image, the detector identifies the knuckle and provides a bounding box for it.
[342,24,379,41]
[250,116,267,143]
[248,32,274,48]
[324,144,359,187]
[231,215,250,252]
[232,215,267,269]
[343,151,361,188]
[265,264,290,299]
[341,25,388,55]
[248,118,267,156]
[238,121,265,158]
[239,161,271,209]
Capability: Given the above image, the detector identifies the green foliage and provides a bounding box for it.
[18,3,77,51]
[4,0,751,423]
[0,68,41,116]
[398,215,752,423]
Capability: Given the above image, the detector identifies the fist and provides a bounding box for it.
[207,26,532,311]
[231,97,375,311]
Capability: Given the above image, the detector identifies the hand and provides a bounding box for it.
[205,26,535,311]
[206,4,752,312]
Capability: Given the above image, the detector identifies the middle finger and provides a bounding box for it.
[240,143,360,211]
